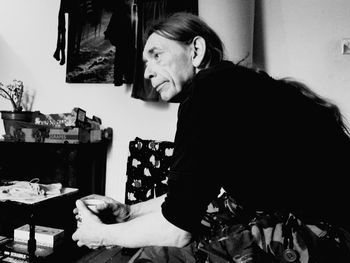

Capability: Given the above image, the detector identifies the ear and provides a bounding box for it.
[191,36,206,68]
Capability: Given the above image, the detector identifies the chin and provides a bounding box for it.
[160,95,171,102]
[160,91,173,102]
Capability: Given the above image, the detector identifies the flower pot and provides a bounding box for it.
[1,110,40,137]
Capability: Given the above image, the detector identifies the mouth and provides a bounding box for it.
[155,82,168,93]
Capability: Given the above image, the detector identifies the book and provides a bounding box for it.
[13,224,64,248]
[0,236,12,247]
[3,250,29,260]
[1,256,28,263]
[3,240,54,259]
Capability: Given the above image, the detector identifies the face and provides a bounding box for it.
[143,33,196,101]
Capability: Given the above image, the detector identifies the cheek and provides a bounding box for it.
[171,58,193,84]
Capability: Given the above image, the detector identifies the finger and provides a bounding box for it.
[77,241,84,247]
[80,194,98,201]
[76,199,91,216]
[92,201,108,211]
[84,198,106,207]
[88,245,98,250]
[72,231,79,241]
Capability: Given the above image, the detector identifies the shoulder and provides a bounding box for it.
[194,61,256,84]
[189,61,268,100]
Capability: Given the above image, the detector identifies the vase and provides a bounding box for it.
[1,110,40,137]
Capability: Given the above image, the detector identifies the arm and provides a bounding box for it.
[72,196,191,249]
[128,194,166,219]
[76,194,166,222]
[100,209,191,248]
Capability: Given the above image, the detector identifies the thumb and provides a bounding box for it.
[76,199,91,216]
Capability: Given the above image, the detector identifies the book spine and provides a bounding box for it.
[3,250,29,260]
[1,256,28,263]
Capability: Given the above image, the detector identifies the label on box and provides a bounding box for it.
[45,127,90,144]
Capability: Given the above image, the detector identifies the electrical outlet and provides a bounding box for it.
[341,38,350,54]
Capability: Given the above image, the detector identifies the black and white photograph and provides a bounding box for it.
[1,0,350,262]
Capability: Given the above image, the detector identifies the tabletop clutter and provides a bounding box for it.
[0,178,62,202]
[2,107,112,143]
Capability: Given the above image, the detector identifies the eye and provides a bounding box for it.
[154,52,161,61]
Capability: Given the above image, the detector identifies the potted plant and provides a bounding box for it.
[0,79,38,137]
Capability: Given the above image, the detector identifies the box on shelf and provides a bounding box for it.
[34,107,86,128]
[13,224,64,248]
[2,107,111,144]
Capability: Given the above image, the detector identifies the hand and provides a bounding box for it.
[73,194,130,223]
[72,199,105,249]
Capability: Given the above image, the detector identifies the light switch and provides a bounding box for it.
[341,38,350,54]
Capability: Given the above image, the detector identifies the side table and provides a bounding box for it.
[0,187,79,263]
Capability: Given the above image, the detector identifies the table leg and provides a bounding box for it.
[27,212,36,263]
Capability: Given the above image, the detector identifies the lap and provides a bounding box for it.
[127,243,198,263]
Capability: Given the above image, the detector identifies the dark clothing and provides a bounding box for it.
[104,1,135,86]
[161,61,350,234]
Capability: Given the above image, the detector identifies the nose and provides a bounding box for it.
[144,63,156,80]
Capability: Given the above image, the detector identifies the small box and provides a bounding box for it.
[34,107,86,128]
[14,224,64,248]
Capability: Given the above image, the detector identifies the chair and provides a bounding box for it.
[125,137,174,205]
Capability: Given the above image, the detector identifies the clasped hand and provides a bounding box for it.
[72,194,130,249]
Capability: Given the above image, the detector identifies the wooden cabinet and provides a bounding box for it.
[0,141,109,197]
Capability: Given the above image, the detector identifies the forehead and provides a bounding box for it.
[143,33,184,59]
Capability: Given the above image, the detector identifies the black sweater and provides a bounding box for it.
[162,61,350,233]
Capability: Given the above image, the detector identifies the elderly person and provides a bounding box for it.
[73,12,350,262]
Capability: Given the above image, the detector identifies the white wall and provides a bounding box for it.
[0,0,179,202]
[199,0,255,66]
[254,0,350,126]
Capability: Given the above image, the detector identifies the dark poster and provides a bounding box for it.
[66,5,115,83]
[54,0,133,84]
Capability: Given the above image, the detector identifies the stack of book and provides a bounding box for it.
[13,224,64,248]
[0,225,64,262]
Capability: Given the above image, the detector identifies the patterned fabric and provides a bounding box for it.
[125,137,174,205]
[197,193,350,263]
[127,193,350,263]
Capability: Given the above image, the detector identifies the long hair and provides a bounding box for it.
[281,77,350,135]
[145,12,224,68]
[253,68,349,136]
